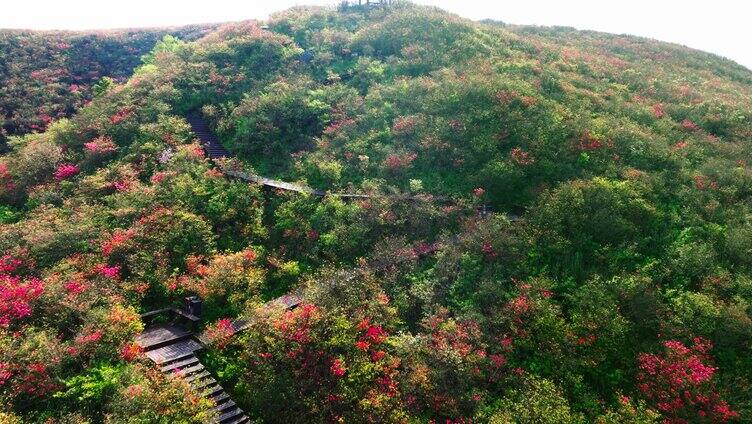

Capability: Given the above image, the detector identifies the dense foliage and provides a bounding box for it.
[1,2,751,422]
[0,24,219,148]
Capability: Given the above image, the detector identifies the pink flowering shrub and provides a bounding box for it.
[0,163,16,195]
[96,264,121,280]
[101,229,135,257]
[109,106,133,125]
[119,342,144,362]
[53,163,80,181]
[204,318,235,349]
[112,180,131,192]
[11,362,59,398]
[67,329,104,357]
[397,310,493,419]
[481,242,497,260]
[653,103,666,118]
[681,119,700,131]
[323,118,356,137]
[577,130,606,151]
[0,275,44,327]
[239,303,404,422]
[496,90,518,104]
[150,171,171,184]
[0,253,26,275]
[637,338,738,423]
[385,152,418,171]
[330,358,347,377]
[84,136,118,155]
[392,115,420,135]
[693,175,718,191]
[64,279,88,296]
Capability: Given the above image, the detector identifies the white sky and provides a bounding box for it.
[1,0,750,70]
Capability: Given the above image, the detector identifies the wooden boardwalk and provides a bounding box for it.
[218,236,449,337]
[135,293,309,423]
[136,322,250,423]
[187,113,231,159]
[223,292,304,334]
[130,115,520,422]
[186,113,452,202]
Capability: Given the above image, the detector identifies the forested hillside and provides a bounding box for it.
[0,2,751,423]
[0,24,220,147]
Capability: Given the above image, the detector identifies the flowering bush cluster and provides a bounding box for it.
[385,152,418,171]
[204,318,236,349]
[637,338,738,423]
[0,25,219,145]
[0,253,42,328]
[234,302,409,422]
[53,164,80,181]
[84,136,118,155]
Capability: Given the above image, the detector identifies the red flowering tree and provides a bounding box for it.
[398,309,492,421]
[236,302,406,422]
[636,338,738,423]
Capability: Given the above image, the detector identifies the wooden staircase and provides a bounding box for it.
[136,323,250,423]
[186,113,231,159]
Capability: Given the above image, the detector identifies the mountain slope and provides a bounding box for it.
[0,3,750,423]
[0,24,220,146]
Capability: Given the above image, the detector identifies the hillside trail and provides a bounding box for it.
[133,113,508,422]
[186,112,454,203]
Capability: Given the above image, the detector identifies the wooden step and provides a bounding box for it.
[212,399,236,414]
[208,391,230,404]
[184,370,211,383]
[159,352,195,367]
[145,339,203,364]
[201,384,224,398]
[192,377,217,390]
[135,324,192,351]
[174,362,205,377]
[161,355,199,372]
[216,407,244,423]
[137,303,252,424]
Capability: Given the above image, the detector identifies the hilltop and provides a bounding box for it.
[0,3,750,423]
